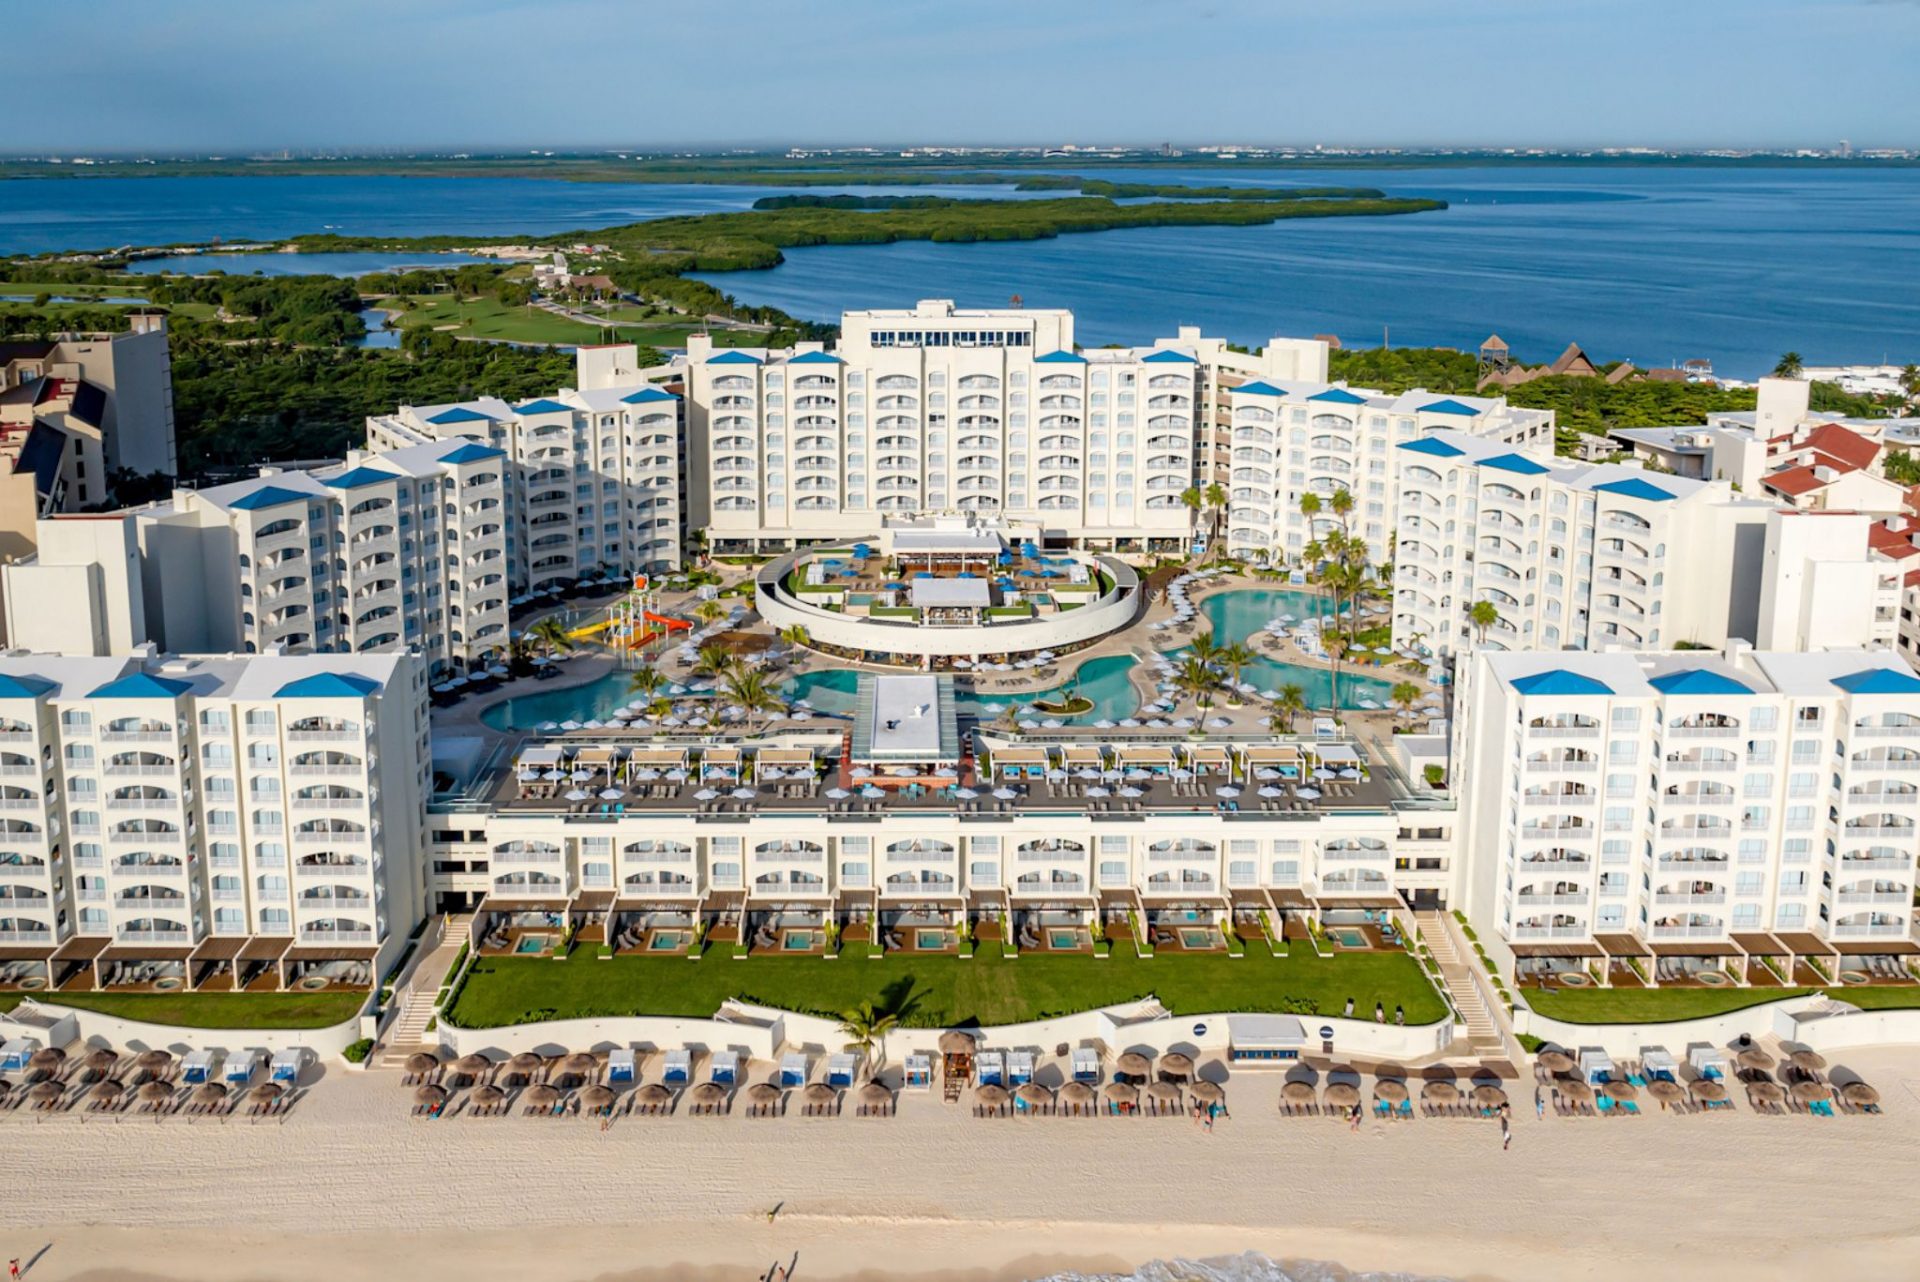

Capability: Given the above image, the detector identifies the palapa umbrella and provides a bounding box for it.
[192,1082,228,1107]
[452,1053,492,1081]
[1188,1080,1224,1105]
[1283,1080,1317,1105]
[1840,1082,1880,1108]
[1646,1079,1684,1104]
[1144,1080,1181,1103]
[1373,1078,1409,1103]
[1735,1046,1775,1072]
[1158,1051,1195,1078]
[1060,1081,1096,1108]
[1536,1050,1576,1074]
[405,1052,440,1077]
[860,1080,895,1108]
[689,1081,727,1106]
[414,1084,448,1107]
[1688,1079,1728,1104]
[638,1083,675,1106]
[28,1047,64,1073]
[746,1082,782,1107]
[1788,1049,1827,1074]
[469,1084,505,1108]
[1420,1080,1459,1104]
[580,1084,617,1111]
[507,1050,543,1076]
[975,1083,1012,1107]
[1099,1082,1137,1106]
[1746,1080,1785,1104]
[137,1080,173,1105]
[1472,1084,1508,1108]
[1789,1079,1828,1106]
[135,1048,172,1074]
[251,1081,286,1103]
[938,1030,976,1056]
[561,1051,599,1081]
[1323,1082,1360,1108]
[27,1081,61,1104]
[1601,1080,1637,1103]
[85,1047,119,1076]
[89,1080,123,1103]
[1559,1080,1595,1104]
[800,1083,837,1107]
[523,1084,562,1108]
[1115,1051,1151,1078]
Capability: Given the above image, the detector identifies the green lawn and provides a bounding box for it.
[447,946,1447,1030]
[1524,982,1920,1025]
[0,989,364,1030]
[381,295,765,349]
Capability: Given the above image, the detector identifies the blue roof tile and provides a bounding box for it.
[1308,387,1369,405]
[323,465,401,490]
[1832,668,1920,695]
[1035,350,1087,364]
[0,674,54,699]
[513,398,572,415]
[1510,669,1613,696]
[1649,668,1752,696]
[1480,452,1551,476]
[1592,477,1678,503]
[275,672,383,699]
[1400,436,1466,458]
[1143,349,1198,363]
[788,351,844,365]
[88,671,192,700]
[227,484,312,512]
[425,406,495,426]
[438,442,504,465]
[1420,398,1481,417]
[621,386,679,404]
[1233,381,1284,397]
[706,350,763,365]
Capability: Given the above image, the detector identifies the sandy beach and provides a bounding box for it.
[5,1048,1920,1282]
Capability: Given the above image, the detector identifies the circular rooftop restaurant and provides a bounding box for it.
[755,518,1142,668]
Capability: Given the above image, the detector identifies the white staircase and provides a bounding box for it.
[1417,911,1507,1056]
[376,915,470,1068]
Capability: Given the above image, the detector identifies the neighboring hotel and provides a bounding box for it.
[0,301,1914,994]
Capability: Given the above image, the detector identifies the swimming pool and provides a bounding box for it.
[914,928,951,950]
[1047,929,1083,950]
[514,935,552,954]
[781,929,820,952]
[784,653,1144,724]
[1177,589,1400,711]
[1198,588,1339,645]
[1330,927,1368,949]
[646,931,687,952]
[480,672,711,731]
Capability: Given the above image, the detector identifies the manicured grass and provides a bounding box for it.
[447,946,1447,1030]
[382,295,766,349]
[0,989,364,1030]
[1526,986,1826,1024]
[1824,986,1920,1011]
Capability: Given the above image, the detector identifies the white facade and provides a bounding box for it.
[687,301,1197,553]
[0,651,427,971]
[1223,382,1554,566]
[1754,510,1902,652]
[1455,646,1920,958]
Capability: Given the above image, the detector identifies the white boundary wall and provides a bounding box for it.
[6,998,366,1058]
[1516,992,1920,1058]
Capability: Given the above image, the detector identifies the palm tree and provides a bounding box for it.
[695,641,737,679]
[1188,629,1221,667]
[1174,654,1218,711]
[723,667,786,732]
[1322,632,1349,713]
[1217,641,1255,699]
[1773,352,1804,378]
[1272,682,1307,734]
[1468,599,1504,646]
[627,667,667,701]
[1327,486,1354,539]
[779,623,810,648]
[1179,485,1204,543]
[1902,363,1920,411]
[1389,680,1422,721]
[1203,481,1228,548]
[692,599,726,627]
[837,999,900,1071]
[527,615,573,659]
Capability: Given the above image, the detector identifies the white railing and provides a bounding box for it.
[1648,924,1725,940]
[1515,893,1587,908]
[1835,891,1908,906]
[1512,924,1587,940]
[1667,725,1741,739]
[1653,892,1728,906]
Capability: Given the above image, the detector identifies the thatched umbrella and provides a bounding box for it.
[505,1051,543,1080]
[1601,1080,1637,1103]
[860,1080,894,1111]
[27,1081,61,1105]
[251,1081,286,1104]
[1098,1081,1135,1108]
[1689,1079,1727,1104]
[689,1081,727,1112]
[28,1047,64,1074]
[1144,1080,1181,1104]
[85,1047,119,1077]
[1060,1081,1096,1109]
[1559,1080,1595,1104]
[1788,1079,1828,1106]
[1840,1082,1880,1108]
[1283,1080,1317,1105]
[1373,1078,1409,1104]
[137,1080,173,1106]
[580,1084,617,1111]
[800,1083,836,1110]
[1646,1079,1684,1105]
[1114,1051,1150,1078]
[1472,1084,1508,1109]
[523,1084,562,1109]
[975,1083,1011,1108]
[746,1082,782,1110]
[1188,1080,1224,1105]
[638,1083,675,1108]
[938,1030,976,1056]
[404,1052,440,1077]
[1420,1080,1459,1104]
[1735,1046,1775,1072]
[192,1082,227,1107]
[562,1051,599,1079]
[414,1084,448,1108]
[89,1080,123,1104]
[135,1048,172,1076]
[1536,1049,1576,1074]
[1747,1080,1785,1104]
[452,1053,492,1083]
[1788,1049,1827,1074]
[1323,1082,1359,1108]
[1158,1051,1195,1079]
[469,1084,505,1110]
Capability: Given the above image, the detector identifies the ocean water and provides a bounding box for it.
[1032,1251,1449,1282]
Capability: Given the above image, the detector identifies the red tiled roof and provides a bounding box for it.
[1868,522,1920,560]
[1763,466,1828,498]
[1800,423,1879,472]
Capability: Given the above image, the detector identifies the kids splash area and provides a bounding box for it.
[755,516,1144,670]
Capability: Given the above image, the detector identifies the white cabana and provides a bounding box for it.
[779,1051,808,1088]
[975,1049,1007,1086]
[608,1048,637,1083]
[1640,1047,1679,1081]
[1579,1048,1616,1084]
[903,1053,933,1090]
[270,1047,306,1084]
[1227,1013,1307,1064]
[181,1048,223,1084]
[1071,1047,1101,1082]
[826,1052,860,1088]
[663,1048,693,1084]
[1007,1050,1035,1085]
[0,1037,39,1072]
[225,1048,266,1084]
[1688,1045,1730,1081]
[710,1050,740,1085]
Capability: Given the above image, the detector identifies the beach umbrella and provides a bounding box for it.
[801,1083,837,1109]
[1472,1085,1508,1109]
[1420,1080,1459,1105]
[469,1084,505,1109]
[1374,1079,1409,1103]
[1647,1079,1684,1104]
[860,1080,895,1110]
[27,1081,62,1105]
[1788,1049,1827,1074]
[825,787,851,800]
[954,787,980,800]
[1323,1082,1359,1108]
[84,1047,118,1076]
[570,1084,612,1112]
[860,785,885,799]
[1061,1081,1096,1108]
[1536,1050,1575,1074]
[1115,1051,1151,1078]
[1099,1082,1137,1107]
[405,1052,441,1077]
[1602,1080,1637,1103]
[1747,1080,1785,1104]
[1215,785,1240,798]
[1284,1080,1317,1105]
[1789,1079,1828,1106]
[689,1081,727,1110]
[635,1083,674,1107]
[562,1052,599,1079]
[992,787,1018,800]
[1735,1047,1775,1072]
[565,789,590,802]
[135,1048,172,1076]
[1840,1082,1880,1109]
[507,1051,543,1078]
[746,1082,782,1108]
[414,1084,448,1107]
[1295,787,1321,800]
[1159,1052,1195,1079]
[1144,1081,1181,1104]
[1558,1080,1594,1104]
[1258,786,1284,798]
[523,1084,562,1109]
[28,1047,65,1073]
[1086,786,1111,798]
[89,1080,123,1103]
[599,788,624,800]
[938,1030,976,1056]
[1188,1080,1224,1105]
[731,787,756,800]
[452,1053,492,1082]
[138,1081,173,1105]
[694,788,720,801]
[1688,1079,1728,1104]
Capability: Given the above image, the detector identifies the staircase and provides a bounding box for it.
[376,915,470,1068]
[1417,911,1508,1058]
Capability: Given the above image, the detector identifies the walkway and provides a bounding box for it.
[377,915,470,1068]
[1417,910,1513,1061]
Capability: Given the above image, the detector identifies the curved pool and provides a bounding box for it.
[1176,588,1401,710]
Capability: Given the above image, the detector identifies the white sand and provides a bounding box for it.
[6,1049,1920,1282]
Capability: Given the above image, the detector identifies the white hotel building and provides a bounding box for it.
[1455,646,1920,975]
[0,652,426,988]
[686,301,1199,555]
[1223,382,1555,565]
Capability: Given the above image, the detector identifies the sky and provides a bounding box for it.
[10,0,1918,153]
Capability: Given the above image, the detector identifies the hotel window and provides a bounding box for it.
[1735,872,1764,896]
[1597,906,1625,928]
[1270,859,1299,883]
[1731,904,1760,927]
[1738,839,1766,865]
[711,861,741,888]
[839,862,869,887]
[1098,861,1127,886]
[971,837,1000,856]
[1775,903,1806,928]
[1750,706,1779,732]
[969,860,999,885]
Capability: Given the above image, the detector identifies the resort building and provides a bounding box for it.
[0,650,427,992]
[1454,645,1920,985]
[685,301,1199,556]
[1221,380,1555,567]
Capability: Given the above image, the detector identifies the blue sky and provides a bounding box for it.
[11,0,1917,152]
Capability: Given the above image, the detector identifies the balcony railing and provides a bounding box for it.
[118,929,190,944]
[1528,725,1601,739]
[1830,922,1908,938]
[1648,924,1725,940]
[1835,891,1909,906]
[299,927,375,944]
[1653,892,1728,906]
[1666,725,1741,739]
[1512,924,1588,940]
[1515,893,1588,908]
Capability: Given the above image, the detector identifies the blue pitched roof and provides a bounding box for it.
[1649,668,1753,696]
[425,406,495,426]
[1234,381,1284,397]
[621,387,680,404]
[323,465,401,491]
[87,671,192,700]
[1035,350,1087,364]
[1143,349,1197,363]
[1832,667,1920,695]
[1593,477,1678,503]
[1420,398,1481,417]
[227,484,312,512]
[1481,452,1551,476]
[1309,387,1369,405]
[706,350,762,365]
[788,350,844,365]
[437,442,504,465]
[275,672,383,699]
[0,674,54,699]
[1400,436,1466,458]
[1510,669,1613,697]
[513,398,572,415]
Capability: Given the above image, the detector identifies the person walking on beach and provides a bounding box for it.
[10,1257,20,1281]
[1501,1113,1512,1151]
